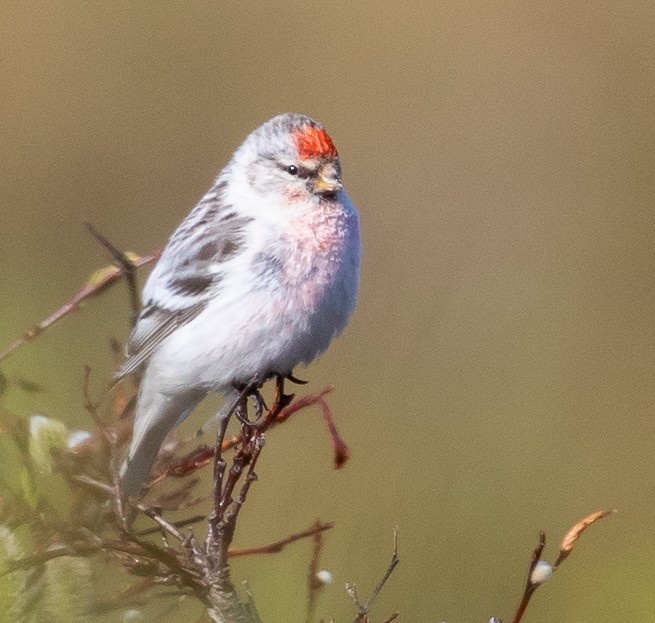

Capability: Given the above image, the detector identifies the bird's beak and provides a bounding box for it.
[314,163,342,195]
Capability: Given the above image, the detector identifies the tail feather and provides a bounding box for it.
[120,386,202,496]
[120,429,170,497]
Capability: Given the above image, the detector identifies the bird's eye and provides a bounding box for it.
[285,165,299,176]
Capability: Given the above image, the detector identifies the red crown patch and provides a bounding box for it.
[294,125,338,160]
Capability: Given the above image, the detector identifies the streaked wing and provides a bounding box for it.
[118,181,253,377]
[144,184,252,311]
[117,304,206,378]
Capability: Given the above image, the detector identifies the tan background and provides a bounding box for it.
[2,1,655,620]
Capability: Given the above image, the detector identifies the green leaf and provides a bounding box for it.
[19,469,38,510]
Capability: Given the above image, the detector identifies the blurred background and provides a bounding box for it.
[2,1,655,620]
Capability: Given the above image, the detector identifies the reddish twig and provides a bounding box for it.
[274,386,334,424]
[305,520,329,623]
[318,397,350,469]
[511,509,616,623]
[512,531,546,623]
[167,386,348,480]
[229,520,333,559]
[0,249,159,362]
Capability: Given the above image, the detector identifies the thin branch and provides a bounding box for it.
[274,386,334,424]
[0,543,96,576]
[81,365,118,448]
[0,535,168,578]
[232,434,264,511]
[85,221,141,325]
[347,528,400,623]
[511,531,546,623]
[202,383,292,623]
[121,530,210,605]
[363,528,400,617]
[318,396,350,469]
[71,473,116,495]
[208,413,231,544]
[82,365,102,426]
[167,386,343,481]
[137,504,188,544]
[511,509,616,623]
[305,520,328,623]
[137,515,207,537]
[0,249,159,362]
[229,521,333,559]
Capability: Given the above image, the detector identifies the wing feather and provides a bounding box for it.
[117,182,252,377]
[117,304,206,378]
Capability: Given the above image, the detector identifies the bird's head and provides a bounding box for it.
[234,114,344,203]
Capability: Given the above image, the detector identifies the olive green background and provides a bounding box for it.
[2,1,655,621]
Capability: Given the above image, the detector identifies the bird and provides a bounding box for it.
[118,113,361,496]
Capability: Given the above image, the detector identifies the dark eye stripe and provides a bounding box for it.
[279,162,316,179]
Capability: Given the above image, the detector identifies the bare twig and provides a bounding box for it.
[81,365,119,447]
[318,397,350,469]
[305,520,328,623]
[85,221,141,325]
[137,515,206,537]
[202,388,277,623]
[208,412,232,544]
[229,521,333,559]
[347,528,400,623]
[511,510,615,623]
[168,386,346,481]
[71,473,116,496]
[511,531,546,623]
[82,365,102,427]
[0,249,159,362]
[0,543,98,577]
[0,534,180,579]
[137,503,188,544]
[274,386,334,424]
[123,531,210,605]
[233,434,264,509]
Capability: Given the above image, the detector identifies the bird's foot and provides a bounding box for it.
[286,372,308,385]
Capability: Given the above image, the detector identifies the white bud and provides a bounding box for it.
[122,609,144,622]
[316,569,333,585]
[28,414,69,473]
[530,560,553,586]
[29,414,51,437]
[67,429,92,449]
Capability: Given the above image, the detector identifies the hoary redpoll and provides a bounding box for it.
[119,114,361,495]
